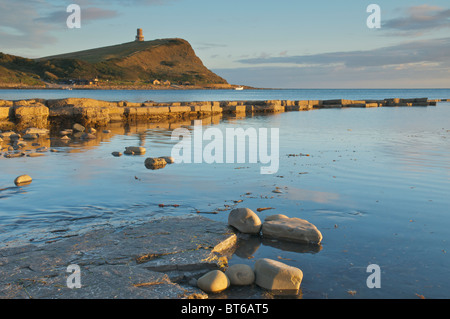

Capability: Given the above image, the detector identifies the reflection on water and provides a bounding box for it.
[285,187,339,204]
[234,235,323,258]
[1,102,450,298]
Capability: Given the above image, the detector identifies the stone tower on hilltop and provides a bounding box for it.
[135,28,144,42]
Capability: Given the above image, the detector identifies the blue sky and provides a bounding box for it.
[1,0,450,88]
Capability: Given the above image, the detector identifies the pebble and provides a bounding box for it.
[228,208,262,235]
[225,264,255,286]
[197,270,230,293]
[14,175,33,186]
[254,258,303,291]
[73,123,85,132]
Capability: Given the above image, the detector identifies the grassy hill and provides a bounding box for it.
[0,38,228,87]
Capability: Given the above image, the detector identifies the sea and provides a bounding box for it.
[1,88,449,299]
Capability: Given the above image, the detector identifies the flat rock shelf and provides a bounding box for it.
[0,97,438,131]
[0,216,237,299]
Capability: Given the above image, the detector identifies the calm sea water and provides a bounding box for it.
[1,88,450,103]
[1,89,449,299]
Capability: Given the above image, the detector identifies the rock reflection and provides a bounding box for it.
[2,114,236,158]
[234,235,261,259]
[234,233,323,260]
[261,237,323,254]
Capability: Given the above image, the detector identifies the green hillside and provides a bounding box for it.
[0,38,228,87]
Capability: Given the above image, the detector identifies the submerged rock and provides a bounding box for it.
[26,152,45,157]
[254,258,303,291]
[144,157,167,170]
[197,270,230,293]
[228,208,262,235]
[81,133,96,140]
[24,128,49,135]
[112,151,122,157]
[125,146,146,155]
[23,133,38,140]
[4,152,25,158]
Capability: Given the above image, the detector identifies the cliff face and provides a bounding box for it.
[0,38,228,86]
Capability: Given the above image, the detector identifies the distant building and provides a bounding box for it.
[69,78,99,86]
[152,79,161,85]
[135,28,144,42]
[162,80,171,86]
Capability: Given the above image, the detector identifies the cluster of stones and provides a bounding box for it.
[110,145,175,170]
[0,127,51,158]
[60,122,108,141]
[0,97,439,129]
[228,208,323,245]
[196,258,303,294]
[195,208,322,294]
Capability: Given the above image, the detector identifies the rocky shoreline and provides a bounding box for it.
[0,205,324,299]
[0,97,441,131]
[0,216,237,299]
[0,96,446,299]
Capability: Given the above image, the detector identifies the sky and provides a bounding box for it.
[1,0,450,88]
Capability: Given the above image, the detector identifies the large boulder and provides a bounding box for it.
[254,258,303,291]
[262,215,322,244]
[225,264,255,286]
[228,208,262,235]
[197,270,230,293]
